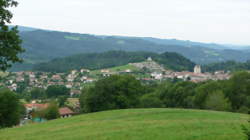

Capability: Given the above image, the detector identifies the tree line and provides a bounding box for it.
[80,71,250,114]
[203,60,250,72]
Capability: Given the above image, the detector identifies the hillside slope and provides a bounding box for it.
[32,51,195,72]
[13,30,250,71]
[0,109,247,140]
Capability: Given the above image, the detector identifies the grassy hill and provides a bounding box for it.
[0,109,248,140]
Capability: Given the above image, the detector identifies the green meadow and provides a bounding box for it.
[0,108,248,140]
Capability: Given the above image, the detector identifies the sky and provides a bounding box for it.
[10,0,250,45]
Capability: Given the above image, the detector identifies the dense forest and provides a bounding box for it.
[203,60,250,72]
[33,51,195,72]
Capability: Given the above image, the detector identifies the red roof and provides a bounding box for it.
[25,103,49,109]
[59,107,74,115]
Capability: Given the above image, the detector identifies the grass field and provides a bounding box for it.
[0,108,248,140]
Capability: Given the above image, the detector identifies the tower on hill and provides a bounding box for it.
[147,57,152,61]
[194,65,201,74]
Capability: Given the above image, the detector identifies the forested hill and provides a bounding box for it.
[11,29,250,72]
[203,60,250,72]
[33,51,195,72]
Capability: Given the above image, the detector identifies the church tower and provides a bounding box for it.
[194,65,201,74]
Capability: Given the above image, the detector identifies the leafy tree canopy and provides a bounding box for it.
[46,85,70,98]
[0,0,24,71]
[0,88,22,128]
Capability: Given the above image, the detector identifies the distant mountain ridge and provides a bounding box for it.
[9,25,39,32]
[8,26,250,71]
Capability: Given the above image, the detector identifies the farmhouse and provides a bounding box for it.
[59,107,74,118]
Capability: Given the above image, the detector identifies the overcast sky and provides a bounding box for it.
[11,0,250,45]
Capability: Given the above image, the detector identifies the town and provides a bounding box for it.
[0,57,231,95]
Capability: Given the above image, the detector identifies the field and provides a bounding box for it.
[0,108,248,140]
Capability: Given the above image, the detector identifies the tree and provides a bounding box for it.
[140,93,164,108]
[57,96,67,107]
[160,81,197,108]
[0,0,24,71]
[194,81,222,109]
[225,71,250,111]
[29,88,46,99]
[80,75,144,113]
[46,85,70,98]
[0,88,22,128]
[204,90,231,111]
[34,102,60,120]
[44,102,60,120]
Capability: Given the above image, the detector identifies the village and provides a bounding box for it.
[0,57,231,95]
[0,57,232,124]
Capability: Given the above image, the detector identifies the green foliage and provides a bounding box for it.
[80,75,144,113]
[33,51,195,72]
[160,81,197,108]
[0,0,24,71]
[44,102,60,120]
[140,93,164,108]
[225,71,250,111]
[46,85,70,98]
[80,72,250,114]
[203,60,250,72]
[57,96,67,107]
[34,102,60,120]
[29,88,46,99]
[204,90,231,111]
[242,120,250,140]
[0,88,22,128]
[194,81,223,109]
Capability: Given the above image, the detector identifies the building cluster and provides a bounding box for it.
[24,101,76,120]
[134,58,231,82]
[1,69,96,96]
[0,58,232,93]
[142,64,230,82]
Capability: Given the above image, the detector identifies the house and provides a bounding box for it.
[59,107,74,118]
[16,76,24,82]
[9,83,17,91]
[67,74,75,82]
[52,74,62,81]
[71,70,78,75]
[25,103,49,112]
[70,89,81,96]
[80,76,88,82]
[101,69,110,73]
[151,72,163,80]
[66,83,73,88]
[80,69,90,73]
[85,78,95,83]
[124,69,132,73]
